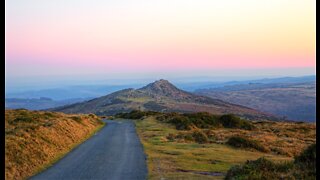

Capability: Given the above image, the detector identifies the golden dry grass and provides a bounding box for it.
[5,109,105,180]
[204,121,316,157]
[135,117,294,179]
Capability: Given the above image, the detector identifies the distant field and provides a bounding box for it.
[134,115,313,179]
[5,109,104,180]
[196,82,316,122]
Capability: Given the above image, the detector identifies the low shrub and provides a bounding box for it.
[226,136,268,152]
[225,158,294,180]
[219,114,254,130]
[157,112,254,131]
[225,144,316,180]
[155,112,178,121]
[88,113,97,118]
[184,112,221,128]
[43,112,56,118]
[13,116,34,123]
[183,134,194,141]
[71,116,82,123]
[294,143,316,172]
[166,131,209,143]
[192,130,209,144]
[116,110,160,119]
[166,133,175,141]
[203,129,216,140]
[169,116,192,130]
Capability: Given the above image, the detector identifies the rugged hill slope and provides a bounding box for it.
[52,79,278,120]
[195,82,316,122]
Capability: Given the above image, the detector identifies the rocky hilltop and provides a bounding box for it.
[51,79,278,120]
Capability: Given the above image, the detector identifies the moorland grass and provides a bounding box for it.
[121,110,255,131]
[134,116,291,179]
[5,109,105,180]
[226,136,269,152]
[225,143,316,180]
[116,110,160,119]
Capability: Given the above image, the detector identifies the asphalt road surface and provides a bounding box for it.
[30,120,147,180]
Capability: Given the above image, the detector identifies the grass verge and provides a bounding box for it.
[31,123,105,178]
[5,109,105,180]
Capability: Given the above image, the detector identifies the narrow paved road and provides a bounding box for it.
[31,120,147,180]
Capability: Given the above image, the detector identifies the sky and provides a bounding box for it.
[5,0,316,89]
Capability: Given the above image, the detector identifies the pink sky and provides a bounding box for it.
[5,0,316,79]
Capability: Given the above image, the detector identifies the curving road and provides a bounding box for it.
[30,120,147,180]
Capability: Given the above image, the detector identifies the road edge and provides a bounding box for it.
[28,121,106,179]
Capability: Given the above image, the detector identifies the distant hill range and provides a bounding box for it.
[176,75,316,91]
[195,81,316,122]
[51,79,278,121]
[5,97,90,110]
[6,75,315,100]
[5,84,144,100]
